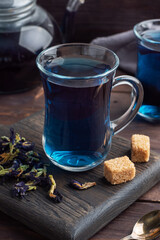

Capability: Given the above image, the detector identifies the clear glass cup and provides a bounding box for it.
[36,43,143,172]
[134,19,160,122]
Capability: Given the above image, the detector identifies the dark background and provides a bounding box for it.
[38,0,160,42]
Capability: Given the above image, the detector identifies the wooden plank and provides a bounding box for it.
[0,201,160,240]
[0,112,160,240]
[0,86,44,125]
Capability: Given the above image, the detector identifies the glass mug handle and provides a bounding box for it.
[111,75,144,135]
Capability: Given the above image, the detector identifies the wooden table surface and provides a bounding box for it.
[0,70,160,240]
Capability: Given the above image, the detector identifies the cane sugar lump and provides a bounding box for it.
[104,156,136,185]
[131,134,150,162]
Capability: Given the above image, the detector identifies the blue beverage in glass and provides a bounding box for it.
[36,44,143,171]
[134,20,160,122]
[42,57,112,169]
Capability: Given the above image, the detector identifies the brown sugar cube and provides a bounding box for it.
[104,156,136,185]
[131,134,150,162]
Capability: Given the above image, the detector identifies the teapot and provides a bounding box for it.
[0,0,84,93]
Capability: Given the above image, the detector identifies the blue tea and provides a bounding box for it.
[41,57,112,169]
[37,44,143,171]
[136,30,160,121]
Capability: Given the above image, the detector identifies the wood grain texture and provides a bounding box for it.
[0,86,44,125]
[0,112,160,240]
[0,201,160,240]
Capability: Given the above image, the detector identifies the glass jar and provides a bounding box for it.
[0,0,62,93]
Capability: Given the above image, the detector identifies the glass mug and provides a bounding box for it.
[36,43,143,172]
[134,19,160,122]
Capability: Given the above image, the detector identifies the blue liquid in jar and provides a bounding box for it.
[41,57,113,171]
[137,30,160,121]
[0,25,61,93]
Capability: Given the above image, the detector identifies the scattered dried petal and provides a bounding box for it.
[0,150,19,165]
[16,141,34,151]
[12,181,37,199]
[48,175,62,203]
[49,189,63,203]
[70,179,96,190]
[11,182,29,198]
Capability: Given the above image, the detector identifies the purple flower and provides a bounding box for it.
[0,129,63,203]
[70,179,96,190]
[0,137,10,154]
[11,181,29,198]
[48,175,62,203]
[50,189,63,203]
[10,160,21,170]
[16,141,35,151]
[12,181,37,198]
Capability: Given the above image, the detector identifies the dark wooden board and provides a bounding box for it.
[0,111,160,240]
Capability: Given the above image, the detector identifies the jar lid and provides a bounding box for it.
[0,0,34,9]
[0,0,36,20]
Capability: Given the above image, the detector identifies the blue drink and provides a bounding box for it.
[37,43,143,171]
[41,57,112,170]
[134,20,160,121]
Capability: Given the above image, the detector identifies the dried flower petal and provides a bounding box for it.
[48,175,62,203]
[0,165,10,176]
[16,165,30,178]
[1,136,10,142]
[70,179,96,190]
[50,189,63,203]
[11,160,21,170]
[12,181,37,198]
[23,165,46,180]
[16,141,34,151]
[11,182,29,198]
[48,175,56,195]
[0,149,19,165]
[0,129,62,203]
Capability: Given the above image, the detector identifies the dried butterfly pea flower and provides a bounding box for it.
[1,136,10,142]
[0,136,10,153]
[0,149,19,165]
[23,165,47,181]
[11,159,21,170]
[0,161,29,178]
[16,141,35,151]
[0,128,62,203]
[70,179,96,190]
[48,175,62,203]
[48,174,56,195]
[51,189,63,203]
[17,151,39,165]
[0,160,20,179]
[12,182,29,198]
[15,164,30,178]
[12,181,36,199]
[0,165,11,176]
